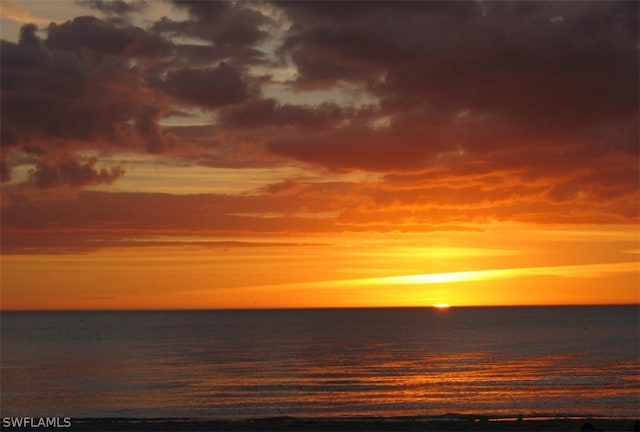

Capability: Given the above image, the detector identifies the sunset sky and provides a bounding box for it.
[1,0,638,310]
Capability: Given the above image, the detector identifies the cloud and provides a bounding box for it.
[1,24,144,149]
[0,190,338,254]
[28,154,125,188]
[46,15,173,58]
[277,2,638,112]
[0,0,638,236]
[275,1,638,137]
[151,63,252,108]
[170,43,264,67]
[4,163,636,238]
[0,228,326,254]
[219,97,355,129]
[1,20,172,182]
[77,0,148,16]
[153,1,271,48]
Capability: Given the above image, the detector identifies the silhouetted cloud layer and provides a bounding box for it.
[1,0,638,252]
[151,63,252,108]
[154,0,271,48]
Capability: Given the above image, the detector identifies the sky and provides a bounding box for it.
[0,0,638,310]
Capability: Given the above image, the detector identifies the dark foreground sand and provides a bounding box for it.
[7,416,637,432]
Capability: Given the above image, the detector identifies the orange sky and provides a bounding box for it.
[0,1,638,310]
[2,225,638,310]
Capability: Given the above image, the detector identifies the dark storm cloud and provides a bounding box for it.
[0,21,171,184]
[276,1,638,129]
[219,98,354,130]
[153,0,270,48]
[29,155,125,189]
[47,16,173,58]
[171,43,264,67]
[1,159,10,183]
[0,10,267,189]
[267,1,639,178]
[78,0,148,15]
[276,2,638,116]
[275,1,479,90]
[151,63,251,108]
[2,26,136,147]
[134,104,169,153]
[268,122,449,172]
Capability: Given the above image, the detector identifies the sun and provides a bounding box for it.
[433,303,451,309]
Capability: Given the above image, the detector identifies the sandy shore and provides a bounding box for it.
[5,415,635,431]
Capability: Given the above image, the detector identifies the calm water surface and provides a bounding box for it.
[1,306,639,418]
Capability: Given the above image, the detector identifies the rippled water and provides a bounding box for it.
[1,306,638,418]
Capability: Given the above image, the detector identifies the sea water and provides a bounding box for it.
[1,306,638,418]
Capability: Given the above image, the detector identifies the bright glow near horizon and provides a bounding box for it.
[3,226,637,310]
[378,270,506,285]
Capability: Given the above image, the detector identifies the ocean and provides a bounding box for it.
[1,306,638,419]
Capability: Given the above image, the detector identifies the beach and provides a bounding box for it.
[5,416,633,432]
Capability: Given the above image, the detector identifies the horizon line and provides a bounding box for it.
[2,303,638,313]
